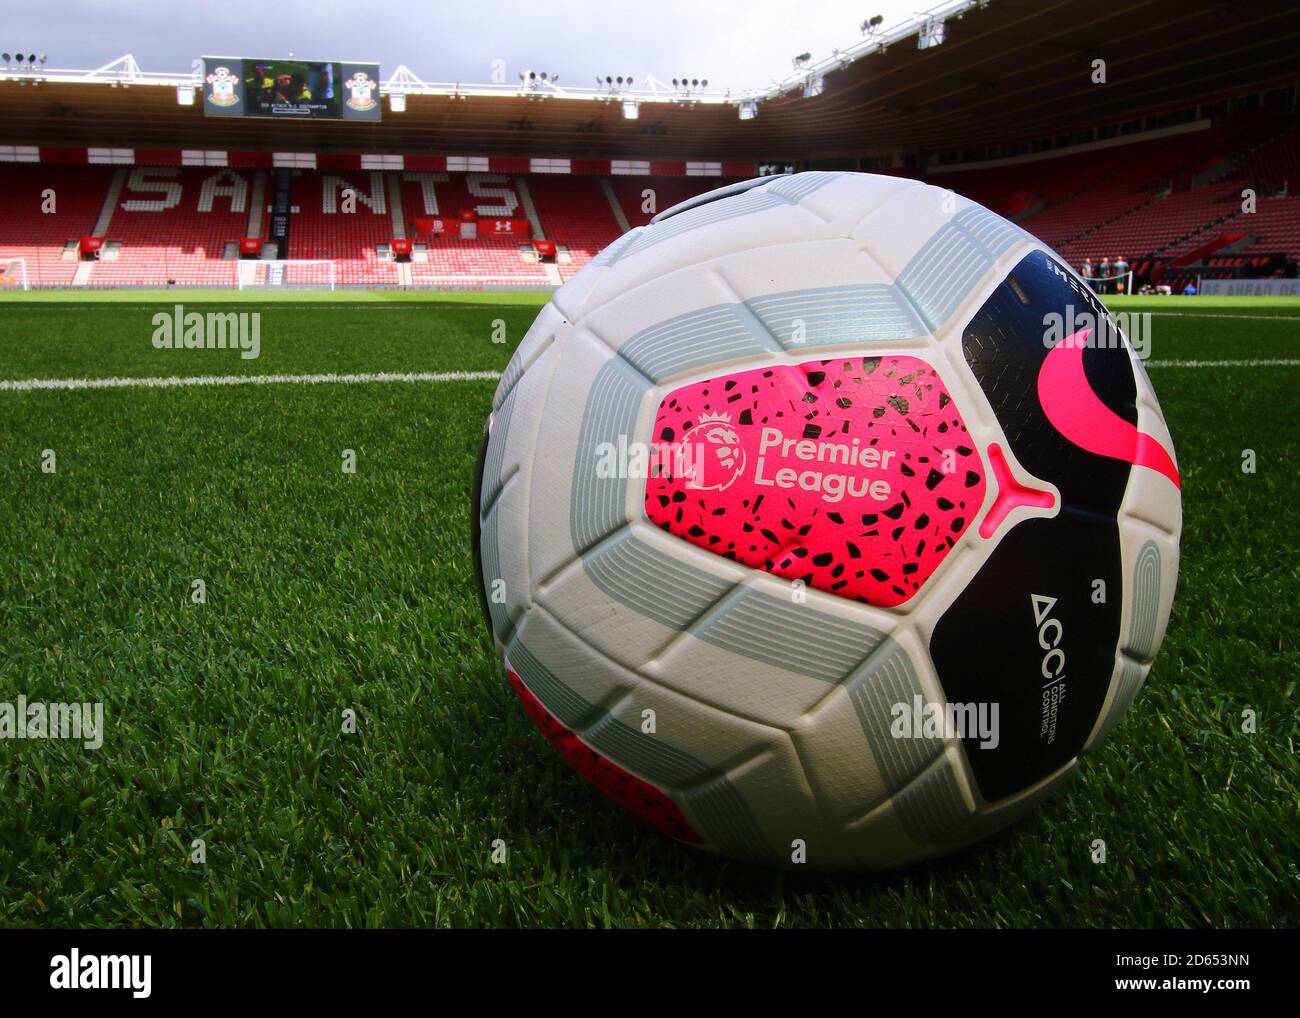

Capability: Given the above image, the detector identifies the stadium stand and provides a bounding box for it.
[0,0,1295,292]
[0,164,109,286]
[288,170,398,286]
[922,111,1300,283]
[88,167,256,287]
[401,172,550,285]
[526,174,624,280]
[0,82,1294,291]
[411,230,551,287]
[1,110,1296,290]
[611,176,716,227]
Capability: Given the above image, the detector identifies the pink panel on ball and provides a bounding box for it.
[507,669,703,844]
[977,442,1057,540]
[644,355,986,607]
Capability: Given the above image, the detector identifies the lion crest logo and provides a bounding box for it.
[683,412,745,492]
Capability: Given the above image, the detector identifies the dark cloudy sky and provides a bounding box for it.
[16,0,920,91]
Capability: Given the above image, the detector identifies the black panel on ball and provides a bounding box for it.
[931,251,1135,802]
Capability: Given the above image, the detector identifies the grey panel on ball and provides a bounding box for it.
[494,351,531,413]
[760,170,847,203]
[610,172,839,265]
[619,301,781,381]
[480,385,521,645]
[746,284,927,348]
[592,228,642,267]
[954,204,1031,261]
[480,383,519,518]
[844,638,941,794]
[1129,541,1162,659]
[693,586,883,683]
[506,636,775,863]
[583,530,735,631]
[684,773,778,865]
[494,321,557,412]
[570,355,652,553]
[651,176,781,224]
[611,171,843,266]
[616,189,789,263]
[896,218,993,332]
[892,755,973,846]
[569,298,781,554]
[895,203,1031,332]
[507,638,597,728]
[1095,657,1146,747]
[479,499,513,646]
[1094,541,1162,743]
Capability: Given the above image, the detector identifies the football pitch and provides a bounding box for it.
[0,292,1295,928]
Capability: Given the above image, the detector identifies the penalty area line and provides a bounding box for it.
[0,370,503,393]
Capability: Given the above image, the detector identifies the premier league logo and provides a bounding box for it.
[205,66,239,108]
[682,412,745,492]
[344,71,378,112]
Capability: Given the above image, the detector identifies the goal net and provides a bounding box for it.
[0,258,29,291]
[236,260,336,291]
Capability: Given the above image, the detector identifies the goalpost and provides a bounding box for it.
[236,260,336,291]
[0,258,29,291]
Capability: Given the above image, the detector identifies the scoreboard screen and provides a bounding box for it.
[201,57,381,121]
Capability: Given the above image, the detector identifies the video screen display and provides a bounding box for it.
[202,56,381,121]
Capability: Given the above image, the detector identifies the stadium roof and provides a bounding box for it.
[1,0,1296,161]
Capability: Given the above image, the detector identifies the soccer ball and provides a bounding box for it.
[473,172,1181,870]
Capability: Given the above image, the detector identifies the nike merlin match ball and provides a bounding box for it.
[473,171,1182,870]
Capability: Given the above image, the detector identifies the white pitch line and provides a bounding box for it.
[1144,358,1300,368]
[1141,312,1300,322]
[0,370,502,392]
[0,360,1295,394]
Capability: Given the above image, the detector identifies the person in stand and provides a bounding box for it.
[1113,254,1129,293]
[1098,256,1112,294]
[1081,258,1094,288]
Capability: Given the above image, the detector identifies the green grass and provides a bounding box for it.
[0,287,554,306]
[0,293,1296,928]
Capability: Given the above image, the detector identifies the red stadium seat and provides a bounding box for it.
[287,170,398,286]
[90,167,255,286]
[4,110,1294,291]
[0,165,110,286]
